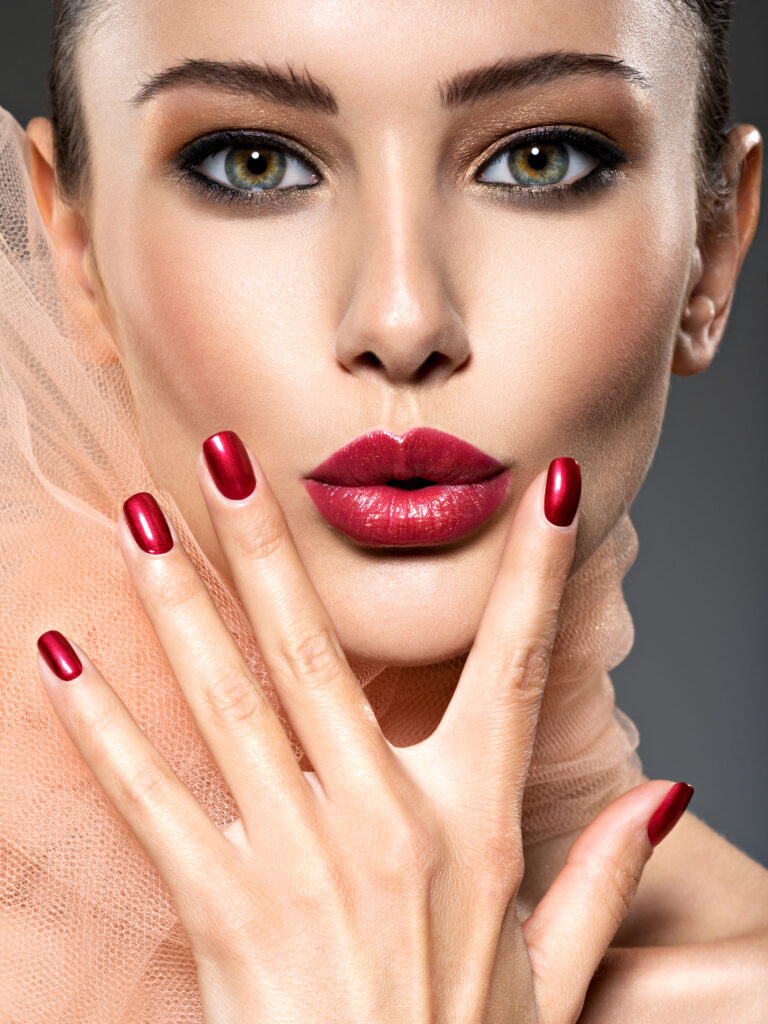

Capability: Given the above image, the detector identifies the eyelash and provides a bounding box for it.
[173,125,628,208]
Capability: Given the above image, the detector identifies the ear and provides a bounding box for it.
[26,116,96,298]
[672,124,762,377]
[26,117,119,365]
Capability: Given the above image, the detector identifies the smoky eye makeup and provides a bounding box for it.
[473,124,628,204]
[170,122,629,209]
[171,127,323,207]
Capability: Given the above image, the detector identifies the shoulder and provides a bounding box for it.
[579,932,768,1023]
[616,810,768,946]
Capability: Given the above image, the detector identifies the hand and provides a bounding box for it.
[36,433,687,1023]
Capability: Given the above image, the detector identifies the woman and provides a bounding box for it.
[1,0,766,1020]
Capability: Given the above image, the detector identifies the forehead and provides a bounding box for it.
[85,0,696,117]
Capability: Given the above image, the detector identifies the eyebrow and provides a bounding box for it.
[132,50,649,113]
[438,51,649,108]
[133,59,339,112]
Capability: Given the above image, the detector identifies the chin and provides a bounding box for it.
[334,603,477,669]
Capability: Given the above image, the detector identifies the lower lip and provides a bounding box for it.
[304,471,511,546]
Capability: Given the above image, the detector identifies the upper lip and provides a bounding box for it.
[306,427,507,486]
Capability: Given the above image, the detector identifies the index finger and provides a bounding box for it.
[421,457,581,822]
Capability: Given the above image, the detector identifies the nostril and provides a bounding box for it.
[361,351,383,368]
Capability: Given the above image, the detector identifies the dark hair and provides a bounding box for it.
[48,0,737,231]
[48,0,102,202]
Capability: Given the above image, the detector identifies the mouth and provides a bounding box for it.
[304,426,511,546]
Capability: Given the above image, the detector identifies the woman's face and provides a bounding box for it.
[76,0,700,666]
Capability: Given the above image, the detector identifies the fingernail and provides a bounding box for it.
[647,782,694,847]
[544,457,581,527]
[37,629,83,681]
[123,492,174,554]
[203,430,257,501]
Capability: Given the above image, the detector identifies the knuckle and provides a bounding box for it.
[73,693,115,741]
[148,563,200,615]
[457,823,524,902]
[588,850,643,929]
[278,626,345,688]
[475,862,524,905]
[119,759,172,813]
[193,878,269,958]
[368,809,441,886]
[292,849,349,912]
[493,638,552,695]
[520,546,572,591]
[231,503,289,562]
[203,666,264,726]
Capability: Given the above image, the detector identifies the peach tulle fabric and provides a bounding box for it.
[0,105,644,1022]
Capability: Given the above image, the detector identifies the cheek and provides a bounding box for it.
[547,213,684,436]
[464,191,693,452]
[453,189,694,562]
[94,193,323,432]
[559,203,691,465]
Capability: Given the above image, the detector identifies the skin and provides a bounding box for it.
[25,0,768,1016]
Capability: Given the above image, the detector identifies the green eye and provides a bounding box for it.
[224,146,287,189]
[480,138,598,189]
[196,143,319,192]
[508,142,569,185]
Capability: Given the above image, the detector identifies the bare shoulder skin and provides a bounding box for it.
[520,809,768,1021]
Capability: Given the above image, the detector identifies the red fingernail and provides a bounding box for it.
[544,457,581,527]
[647,782,694,846]
[37,629,83,681]
[123,492,174,554]
[203,431,256,501]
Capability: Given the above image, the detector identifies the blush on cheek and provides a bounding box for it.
[99,208,264,414]
[547,197,691,417]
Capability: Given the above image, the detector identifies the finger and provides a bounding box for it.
[117,494,315,836]
[197,431,395,801]
[522,779,695,1024]
[36,629,234,942]
[423,458,580,818]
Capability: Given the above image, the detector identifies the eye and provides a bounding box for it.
[479,137,599,189]
[194,142,320,192]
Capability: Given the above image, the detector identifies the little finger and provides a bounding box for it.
[36,629,233,942]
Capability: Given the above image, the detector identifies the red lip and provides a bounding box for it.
[304,427,510,546]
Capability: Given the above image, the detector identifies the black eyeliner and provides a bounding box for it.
[486,124,627,169]
[171,123,628,208]
[173,128,321,208]
[475,124,628,201]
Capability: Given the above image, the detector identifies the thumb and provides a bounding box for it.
[521,780,694,1024]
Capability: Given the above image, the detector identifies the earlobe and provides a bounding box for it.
[673,282,719,378]
[672,124,762,377]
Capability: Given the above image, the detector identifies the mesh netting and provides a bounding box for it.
[0,105,642,1022]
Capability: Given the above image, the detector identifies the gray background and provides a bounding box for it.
[1,2,765,864]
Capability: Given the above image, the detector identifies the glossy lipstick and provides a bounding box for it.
[304,427,510,546]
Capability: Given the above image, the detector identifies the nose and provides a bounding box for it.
[333,183,471,387]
